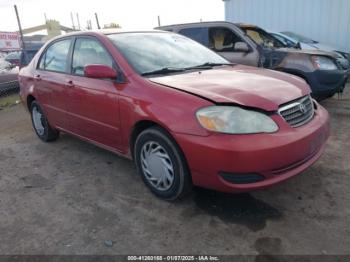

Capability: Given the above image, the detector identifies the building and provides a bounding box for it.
[224,0,350,52]
[21,20,76,42]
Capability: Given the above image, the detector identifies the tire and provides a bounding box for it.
[134,126,192,201]
[30,100,59,142]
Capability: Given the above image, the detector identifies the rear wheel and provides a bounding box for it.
[134,127,192,201]
[30,101,59,142]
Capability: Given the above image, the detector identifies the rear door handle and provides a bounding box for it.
[34,74,41,81]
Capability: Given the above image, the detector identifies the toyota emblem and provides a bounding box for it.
[299,103,307,113]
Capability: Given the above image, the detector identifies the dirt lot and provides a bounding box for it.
[0,86,350,255]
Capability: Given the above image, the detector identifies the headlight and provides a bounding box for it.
[311,56,337,70]
[196,106,278,134]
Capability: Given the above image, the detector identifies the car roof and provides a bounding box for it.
[41,29,170,46]
[234,23,259,28]
[44,29,169,44]
[156,21,236,28]
[60,29,165,37]
[157,21,263,31]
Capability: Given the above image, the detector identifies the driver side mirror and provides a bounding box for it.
[84,64,118,79]
[234,42,250,52]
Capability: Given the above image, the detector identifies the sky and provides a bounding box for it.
[0,0,224,32]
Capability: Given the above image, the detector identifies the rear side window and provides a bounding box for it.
[209,27,244,52]
[72,38,114,76]
[38,39,72,73]
[179,28,209,46]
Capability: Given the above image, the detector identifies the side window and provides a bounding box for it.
[38,39,72,72]
[72,38,114,76]
[209,27,244,52]
[178,28,209,46]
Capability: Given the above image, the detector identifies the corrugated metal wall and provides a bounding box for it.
[225,0,350,52]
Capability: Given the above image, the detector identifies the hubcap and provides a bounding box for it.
[32,106,45,136]
[140,141,175,191]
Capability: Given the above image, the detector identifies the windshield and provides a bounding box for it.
[107,32,228,75]
[282,31,317,44]
[240,27,286,49]
[272,33,297,47]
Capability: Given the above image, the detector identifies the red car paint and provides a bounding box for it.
[18,31,330,193]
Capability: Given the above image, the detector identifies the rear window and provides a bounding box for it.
[178,28,209,46]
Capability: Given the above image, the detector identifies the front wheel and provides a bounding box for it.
[30,101,59,142]
[134,127,192,201]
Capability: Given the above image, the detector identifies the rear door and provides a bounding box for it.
[64,36,122,150]
[35,38,73,129]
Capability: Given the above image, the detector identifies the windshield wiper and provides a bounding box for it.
[141,67,185,76]
[185,62,234,70]
[141,63,234,76]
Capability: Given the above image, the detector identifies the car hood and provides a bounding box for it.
[149,65,310,111]
[277,47,340,59]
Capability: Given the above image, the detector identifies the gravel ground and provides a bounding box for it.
[0,86,349,255]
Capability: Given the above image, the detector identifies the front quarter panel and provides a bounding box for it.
[118,76,213,155]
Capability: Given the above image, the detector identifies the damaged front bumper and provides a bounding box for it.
[305,69,349,100]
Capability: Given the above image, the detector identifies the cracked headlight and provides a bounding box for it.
[196,106,278,134]
[311,56,337,70]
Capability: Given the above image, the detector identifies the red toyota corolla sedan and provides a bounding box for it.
[19,30,330,200]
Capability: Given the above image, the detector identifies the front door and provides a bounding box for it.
[64,36,122,150]
[208,27,259,66]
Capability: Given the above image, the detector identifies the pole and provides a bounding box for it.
[70,12,75,30]
[157,15,161,27]
[76,13,81,30]
[14,5,25,49]
[86,20,92,30]
[14,4,27,64]
[95,13,101,29]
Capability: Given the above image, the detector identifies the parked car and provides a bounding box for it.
[19,30,330,200]
[281,31,350,61]
[0,60,18,80]
[0,60,19,95]
[270,31,350,63]
[5,52,20,67]
[157,22,349,100]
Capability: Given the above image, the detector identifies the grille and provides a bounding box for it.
[278,96,314,128]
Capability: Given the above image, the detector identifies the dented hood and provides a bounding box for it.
[277,48,341,59]
[149,65,310,111]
